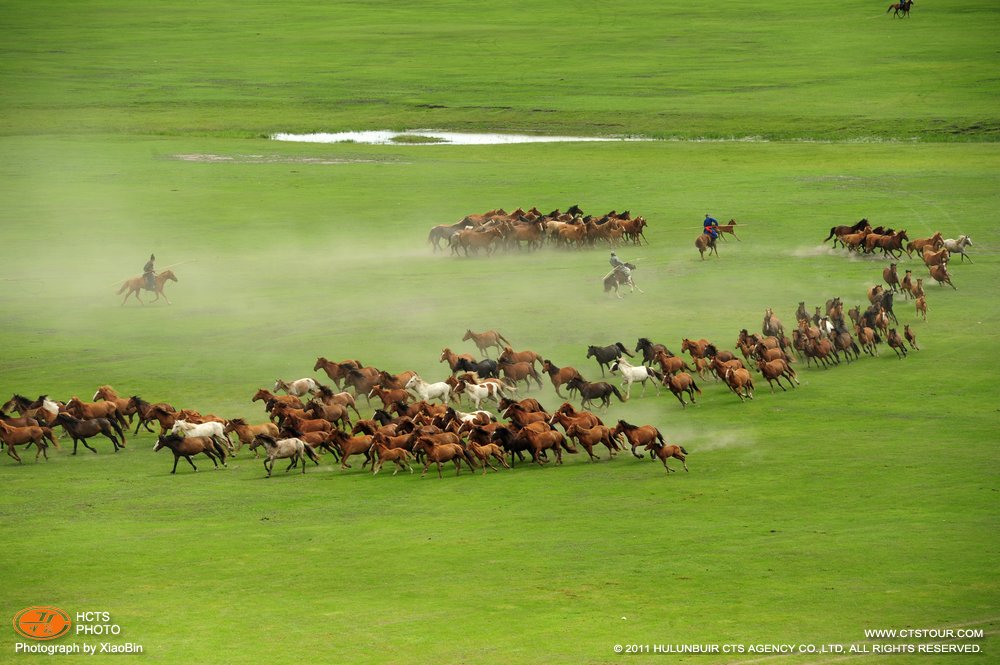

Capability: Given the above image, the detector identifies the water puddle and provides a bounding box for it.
[271,130,649,145]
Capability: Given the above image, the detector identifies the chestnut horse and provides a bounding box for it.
[612,420,665,459]
[118,269,178,306]
[462,329,511,357]
[644,440,690,475]
[313,357,362,389]
[928,263,955,289]
[541,359,583,397]
[663,372,701,408]
[887,0,913,18]
[695,233,718,260]
[0,421,52,463]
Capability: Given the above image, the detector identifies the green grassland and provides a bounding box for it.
[1,1,998,664]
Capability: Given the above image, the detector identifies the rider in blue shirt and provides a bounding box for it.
[703,214,719,240]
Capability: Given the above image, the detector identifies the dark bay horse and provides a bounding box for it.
[887,0,913,18]
[586,342,633,376]
[824,218,869,248]
[566,377,627,410]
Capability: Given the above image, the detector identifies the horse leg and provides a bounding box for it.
[672,389,687,408]
[82,438,98,453]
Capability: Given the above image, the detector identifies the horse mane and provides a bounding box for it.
[704,344,718,357]
[229,417,246,425]
[617,419,637,430]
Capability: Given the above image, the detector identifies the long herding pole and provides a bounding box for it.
[108,259,197,286]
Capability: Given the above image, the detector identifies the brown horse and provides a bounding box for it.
[695,233,718,260]
[155,432,227,473]
[763,308,784,337]
[413,436,477,477]
[886,329,908,359]
[252,388,301,410]
[825,218,869,247]
[498,359,543,391]
[663,372,701,408]
[313,357,362,389]
[652,350,693,376]
[462,329,511,357]
[327,430,376,470]
[612,420,665,459]
[644,440,690,474]
[928,263,956,289]
[716,219,740,241]
[224,418,279,457]
[905,231,942,257]
[370,442,415,476]
[464,440,511,474]
[883,263,900,293]
[66,396,128,436]
[304,401,352,430]
[499,346,542,368]
[723,368,755,402]
[904,324,920,350]
[440,348,475,375]
[541,359,583,397]
[564,423,619,462]
[118,269,178,306]
[922,246,949,268]
[887,0,913,18]
[915,295,927,320]
[681,338,712,359]
[756,359,799,393]
[0,421,52,462]
[53,412,125,454]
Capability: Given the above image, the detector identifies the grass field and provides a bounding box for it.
[1,1,998,664]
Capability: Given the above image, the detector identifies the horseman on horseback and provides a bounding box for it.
[703,214,719,241]
[143,254,156,291]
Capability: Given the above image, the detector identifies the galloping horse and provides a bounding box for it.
[695,233,718,260]
[462,329,511,357]
[824,218,869,248]
[118,270,178,306]
[603,263,642,298]
[586,342,633,376]
[887,0,913,18]
[942,235,973,263]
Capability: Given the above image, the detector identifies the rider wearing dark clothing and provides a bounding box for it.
[143,254,156,290]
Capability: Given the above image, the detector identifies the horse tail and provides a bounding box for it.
[109,416,127,445]
[824,227,836,242]
[692,380,702,395]
[680,446,689,455]
[116,281,129,294]
[497,332,512,346]
[649,367,664,382]
[611,385,627,403]
[656,429,665,445]
[304,444,321,465]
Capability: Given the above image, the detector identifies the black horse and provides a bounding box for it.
[635,338,674,364]
[565,377,628,410]
[585,342,633,377]
[453,357,499,379]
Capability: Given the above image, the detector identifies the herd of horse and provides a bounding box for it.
[427,205,649,255]
[823,219,971,290]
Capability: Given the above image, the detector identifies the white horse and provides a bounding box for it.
[942,235,973,263]
[404,375,452,404]
[248,434,318,477]
[171,419,233,452]
[610,359,662,398]
[274,377,319,397]
[818,317,835,338]
[455,379,508,410]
